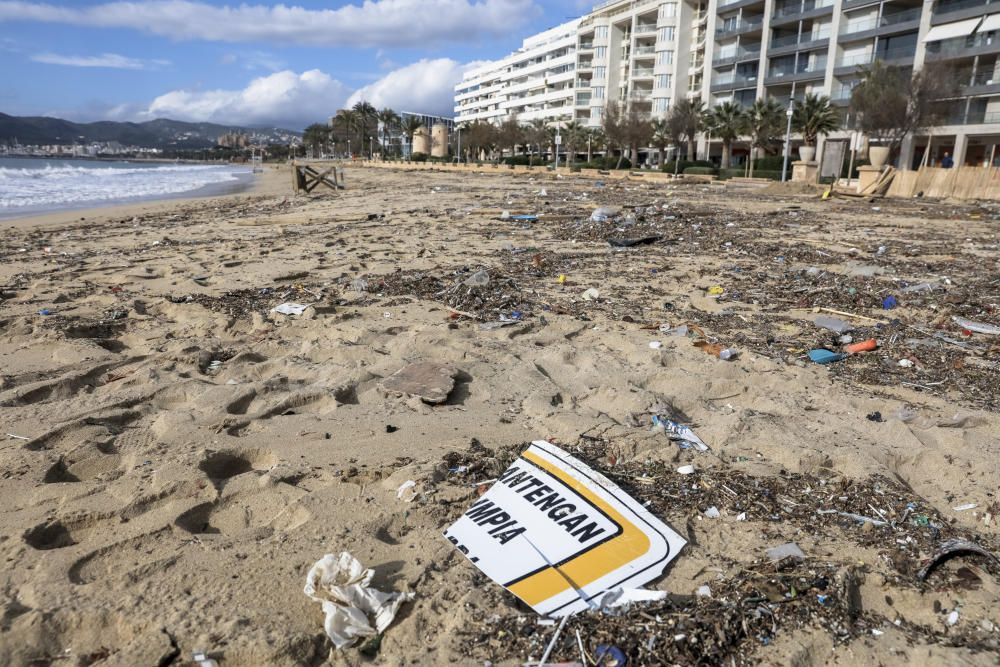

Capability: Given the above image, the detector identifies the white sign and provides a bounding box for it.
[555,134,562,146]
[444,441,686,617]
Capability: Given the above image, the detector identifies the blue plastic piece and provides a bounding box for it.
[595,645,627,666]
[808,349,847,364]
[882,295,897,310]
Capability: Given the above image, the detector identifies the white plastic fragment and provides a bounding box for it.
[303,552,414,649]
[649,341,663,350]
[704,506,721,519]
[947,610,960,626]
[192,651,219,667]
[599,588,668,608]
[952,316,1000,335]
[272,302,311,316]
[696,585,712,598]
[396,480,418,502]
[581,287,601,301]
[953,503,978,512]
[676,465,696,475]
[767,542,806,562]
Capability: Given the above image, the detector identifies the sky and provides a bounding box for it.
[0,0,594,130]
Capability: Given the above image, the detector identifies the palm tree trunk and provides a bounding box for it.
[658,147,664,167]
[687,138,695,161]
[630,144,638,167]
[615,148,624,170]
[722,141,731,169]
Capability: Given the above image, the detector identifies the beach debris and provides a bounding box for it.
[651,416,710,452]
[599,588,668,609]
[866,411,884,423]
[192,650,219,667]
[608,236,661,247]
[947,610,960,626]
[396,480,418,502]
[590,207,618,222]
[952,503,978,512]
[719,348,738,361]
[382,361,458,404]
[898,359,915,368]
[465,270,491,287]
[271,302,311,316]
[303,551,414,649]
[917,538,1000,582]
[707,286,724,296]
[510,214,539,222]
[704,506,721,519]
[648,341,663,350]
[767,543,806,563]
[808,349,846,364]
[951,316,1000,335]
[37,309,52,316]
[676,465,695,475]
[581,288,600,301]
[480,317,521,331]
[696,585,712,598]
[595,645,628,666]
[814,315,853,334]
[845,339,877,354]
[443,440,686,617]
[882,295,898,310]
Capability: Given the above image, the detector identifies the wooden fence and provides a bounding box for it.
[888,166,1000,200]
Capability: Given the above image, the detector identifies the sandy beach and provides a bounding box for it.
[0,164,998,666]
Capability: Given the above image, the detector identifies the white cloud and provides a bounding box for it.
[347,58,473,117]
[0,0,539,48]
[31,51,168,69]
[138,69,351,128]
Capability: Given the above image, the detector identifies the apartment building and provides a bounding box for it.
[454,0,1000,168]
[453,20,580,125]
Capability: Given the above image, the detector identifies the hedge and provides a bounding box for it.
[718,168,783,181]
[580,157,632,170]
[683,166,717,176]
[662,160,715,173]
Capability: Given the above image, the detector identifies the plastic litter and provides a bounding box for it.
[719,348,738,361]
[465,270,490,287]
[898,359,914,368]
[704,506,720,519]
[652,415,710,452]
[37,309,52,316]
[648,341,663,350]
[581,288,600,301]
[595,645,628,667]
[696,585,712,598]
[845,339,877,354]
[598,588,668,609]
[707,285,724,296]
[510,214,538,222]
[396,480,418,502]
[882,295,898,310]
[192,651,219,667]
[590,207,617,222]
[676,464,696,475]
[767,542,806,562]
[303,551,414,649]
[480,318,521,331]
[272,302,311,316]
[951,316,1000,335]
[947,610,960,626]
[808,349,847,364]
[902,282,934,293]
[814,315,853,334]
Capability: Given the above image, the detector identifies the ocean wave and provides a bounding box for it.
[0,161,251,210]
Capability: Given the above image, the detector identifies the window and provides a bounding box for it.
[656,50,674,65]
[594,66,607,79]
[654,98,670,113]
[590,107,604,121]
[659,3,677,18]
[595,26,609,39]
[655,74,672,88]
[659,26,676,41]
[595,46,607,59]
[593,86,605,99]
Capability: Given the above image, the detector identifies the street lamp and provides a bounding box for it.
[781,100,794,182]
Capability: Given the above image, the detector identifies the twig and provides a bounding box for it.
[5,433,29,440]
[537,614,569,667]
[818,307,885,323]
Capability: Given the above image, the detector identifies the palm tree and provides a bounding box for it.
[602,101,627,168]
[671,98,707,160]
[352,100,377,156]
[706,101,747,169]
[561,120,586,167]
[376,107,399,157]
[792,93,839,149]
[622,101,653,167]
[651,118,671,168]
[332,109,357,156]
[586,127,606,164]
[524,119,549,166]
[745,98,785,177]
[400,115,423,158]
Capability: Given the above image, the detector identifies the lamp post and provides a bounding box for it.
[781,99,794,182]
[347,139,351,159]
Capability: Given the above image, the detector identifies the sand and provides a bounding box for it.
[0,165,997,666]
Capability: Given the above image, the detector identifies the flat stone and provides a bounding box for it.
[382,362,458,404]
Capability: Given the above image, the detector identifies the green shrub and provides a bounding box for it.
[502,155,537,166]
[683,166,717,176]
[718,168,782,180]
[579,156,631,170]
[410,152,428,162]
[662,160,715,173]
[753,155,786,171]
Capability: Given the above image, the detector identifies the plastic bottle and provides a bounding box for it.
[719,348,738,361]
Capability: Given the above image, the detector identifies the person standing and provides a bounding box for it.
[941,151,954,168]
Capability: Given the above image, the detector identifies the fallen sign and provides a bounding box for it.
[444,440,686,617]
[291,161,345,194]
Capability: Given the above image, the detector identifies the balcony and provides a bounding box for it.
[579,41,594,50]
[839,7,921,37]
[711,74,759,90]
[769,32,830,54]
[926,33,1000,60]
[716,17,764,37]
[631,90,654,101]
[773,0,834,18]
[576,93,593,105]
[636,23,658,34]
[765,59,828,83]
[632,67,655,78]
[713,46,762,67]
[578,59,593,70]
[933,0,998,22]
[634,45,657,56]
[834,46,915,70]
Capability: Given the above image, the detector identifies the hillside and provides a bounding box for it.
[0,113,301,148]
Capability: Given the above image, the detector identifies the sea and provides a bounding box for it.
[0,157,254,219]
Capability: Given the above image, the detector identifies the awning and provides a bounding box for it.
[980,13,1000,32]
[923,17,983,42]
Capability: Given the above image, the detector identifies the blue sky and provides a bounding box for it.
[0,0,592,129]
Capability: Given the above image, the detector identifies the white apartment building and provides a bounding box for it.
[454,20,580,125]
[455,0,1000,168]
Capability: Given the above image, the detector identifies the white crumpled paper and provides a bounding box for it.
[303,551,414,649]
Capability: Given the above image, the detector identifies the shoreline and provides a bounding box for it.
[1,163,288,230]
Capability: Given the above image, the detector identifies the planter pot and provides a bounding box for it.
[798,146,816,163]
[869,146,890,169]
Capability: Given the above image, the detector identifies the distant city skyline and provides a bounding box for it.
[0,0,594,129]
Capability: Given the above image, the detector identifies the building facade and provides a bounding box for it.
[454,0,1000,168]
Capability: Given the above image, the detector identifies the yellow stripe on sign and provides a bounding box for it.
[506,449,651,607]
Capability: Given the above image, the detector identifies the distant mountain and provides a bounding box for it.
[0,113,302,148]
